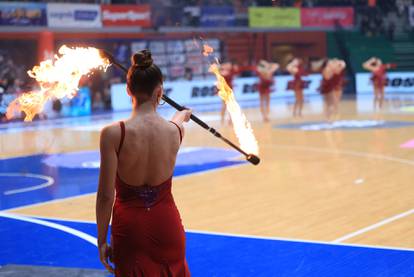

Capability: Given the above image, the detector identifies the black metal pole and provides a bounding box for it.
[100,50,260,165]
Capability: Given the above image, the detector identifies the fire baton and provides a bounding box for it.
[100,50,260,165]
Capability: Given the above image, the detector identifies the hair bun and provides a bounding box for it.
[132,49,153,69]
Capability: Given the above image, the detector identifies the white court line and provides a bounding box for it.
[0,173,54,195]
[268,144,414,166]
[186,229,414,252]
[333,209,414,243]
[3,213,413,253]
[0,211,97,247]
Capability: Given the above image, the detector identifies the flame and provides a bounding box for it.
[202,44,214,57]
[7,45,110,121]
[209,63,259,155]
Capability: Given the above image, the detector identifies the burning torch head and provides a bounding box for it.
[98,49,128,73]
[98,49,115,64]
[246,154,260,166]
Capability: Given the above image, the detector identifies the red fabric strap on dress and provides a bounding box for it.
[169,121,182,144]
[117,121,125,156]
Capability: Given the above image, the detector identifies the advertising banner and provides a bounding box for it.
[0,2,46,26]
[111,74,322,111]
[356,72,414,94]
[248,7,300,28]
[356,72,414,113]
[101,5,151,27]
[47,3,101,28]
[301,7,354,28]
[200,6,235,27]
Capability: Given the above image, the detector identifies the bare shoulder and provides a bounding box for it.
[163,117,183,139]
[100,122,121,145]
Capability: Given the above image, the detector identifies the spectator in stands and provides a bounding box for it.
[360,14,370,35]
[184,67,193,81]
[374,12,384,36]
[114,42,130,66]
[302,0,314,7]
[387,21,396,41]
[182,6,200,27]
[89,70,108,111]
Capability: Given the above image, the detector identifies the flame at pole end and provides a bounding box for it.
[202,44,214,57]
[7,45,111,121]
[209,63,259,155]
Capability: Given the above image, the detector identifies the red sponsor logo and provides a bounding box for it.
[101,5,151,27]
[301,8,354,28]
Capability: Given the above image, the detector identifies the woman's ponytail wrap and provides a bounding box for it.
[132,50,153,70]
[127,49,163,103]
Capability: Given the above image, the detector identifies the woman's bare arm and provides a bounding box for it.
[333,60,346,74]
[170,109,192,137]
[322,62,334,79]
[362,57,376,71]
[286,60,298,75]
[270,63,280,74]
[96,126,118,247]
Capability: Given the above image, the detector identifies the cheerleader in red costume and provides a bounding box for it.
[256,60,279,122]
[318,59,337,121]
[363,57,396,109]
[219,61,239,124]
[287,58,306,118]
[331,59,346,116]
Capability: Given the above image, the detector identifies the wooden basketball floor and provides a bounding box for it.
[1,94,413,275]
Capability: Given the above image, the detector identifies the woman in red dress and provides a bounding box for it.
[287,58,306,118]
[363,57,395,110]
[96,50,192,276]
[331,59,346,116]
[318,59,337,121]
[256,60,279,122]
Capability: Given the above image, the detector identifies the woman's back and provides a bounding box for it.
[96,49,191,276]
[117,114,181,187]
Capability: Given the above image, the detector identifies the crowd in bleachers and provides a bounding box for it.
[0,48,36,121]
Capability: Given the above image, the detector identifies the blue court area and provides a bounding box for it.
[0,215,413,276]
[0,147,245,210]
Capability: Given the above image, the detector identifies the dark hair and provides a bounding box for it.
[127,49,163,103]
[320,59,329,71]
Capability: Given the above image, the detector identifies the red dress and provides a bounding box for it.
[287,65,306,91]
[371,65,387,90]
[112,121,190,277]
[223,74,234,90]
[222,67,240,90]
[319,76,336,95]
[331,69,345,91]
[258,73,274,95]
